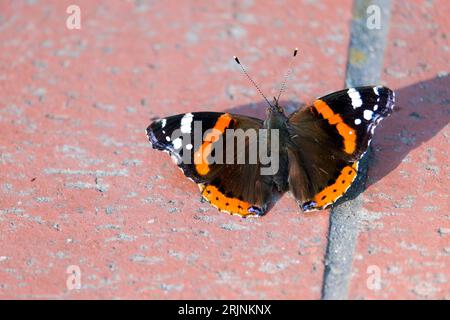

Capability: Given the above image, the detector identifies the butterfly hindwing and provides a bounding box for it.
[147,112,280,216]
[287,86,395,211]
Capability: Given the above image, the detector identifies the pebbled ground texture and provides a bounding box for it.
[0,0,448,299]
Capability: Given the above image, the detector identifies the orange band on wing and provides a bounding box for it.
[313,100,356,154]
[194,113,233,175]
[313,162,359,207]
[200,184,255,216]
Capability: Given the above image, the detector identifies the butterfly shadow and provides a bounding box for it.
[364,76,449,188]
[225,75,449,207]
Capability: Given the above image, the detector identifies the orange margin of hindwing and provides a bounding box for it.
[312,161,359,208]
[199,184,256,217]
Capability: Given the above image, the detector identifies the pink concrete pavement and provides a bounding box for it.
[0,0,448,299]
[348,1,450,299]
[0,0,353,299]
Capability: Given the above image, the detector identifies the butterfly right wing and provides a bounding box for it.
[286,86,395,211]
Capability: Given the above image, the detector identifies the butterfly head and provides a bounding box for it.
[265,97,288,129]
[268,96,285,115]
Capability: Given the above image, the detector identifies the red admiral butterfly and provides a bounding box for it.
[147,50,395,217]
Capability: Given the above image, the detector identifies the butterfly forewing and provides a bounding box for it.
[311,86,394,159]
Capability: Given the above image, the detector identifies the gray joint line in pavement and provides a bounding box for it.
[321,0,393,300]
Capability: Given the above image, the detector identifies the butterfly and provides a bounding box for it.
[146,51,395,217]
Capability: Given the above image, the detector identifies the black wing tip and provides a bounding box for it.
[146,121,167,150]
[365,85,396,113]
[145,124,153,138]
[377,85,396,113]
[377,85,394,96]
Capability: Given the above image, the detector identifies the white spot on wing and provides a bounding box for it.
[172,138,182,149]
[180,113,193,134]
[373,104,378,111]
[347,88,362,108]
[354,118,362,125]
[186,143,193,150]
[161,118,167,128]
[165,136,171,142]
[373,87,379,96]
[363,109,374,120]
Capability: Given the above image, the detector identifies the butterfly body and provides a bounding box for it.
[147,86,395,217]
[262,105,291,193]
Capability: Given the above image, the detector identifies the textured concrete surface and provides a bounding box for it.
[0,0,448,299]
[323,0,392,299]
[348,0,450,299]
[0,0,351,299]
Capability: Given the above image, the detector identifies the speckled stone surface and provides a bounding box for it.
[348,0,450,299]
[0,0,448,299]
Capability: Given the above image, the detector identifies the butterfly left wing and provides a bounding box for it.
[147,112,280,217]
[147,112,230,182]
[287,86,395,211]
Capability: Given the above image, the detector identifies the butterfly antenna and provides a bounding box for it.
[276,48,298,102]
[234,56,273,108]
